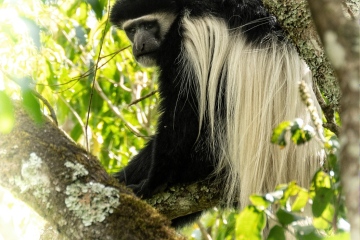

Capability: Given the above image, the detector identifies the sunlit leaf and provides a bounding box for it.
[271,121,291,147]
[312,187,333,218]
[313,171,332,189]
[313,203,334,229]
[22,90,43,124]
[291,188,309,212]
[278,182,299,206]
[250,195,271,209]
[290,119,314,145]
[0,91,15,134]
[235,206,266,240]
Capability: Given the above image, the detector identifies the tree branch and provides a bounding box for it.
[146,179,221,220]
[0,103,184,240]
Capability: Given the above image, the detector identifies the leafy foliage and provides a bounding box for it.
[271,119,315,147]
[0,0,157,174]
[184,117,345,239]
[235,206,266,239]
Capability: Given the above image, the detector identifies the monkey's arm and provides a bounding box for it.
[114,139,154,185]
[129,107,214,198]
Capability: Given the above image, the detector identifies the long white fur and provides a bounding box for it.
[180,14,323,207]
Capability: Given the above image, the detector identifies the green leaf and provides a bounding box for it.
[267,225,285,240]
[278,182,300,207]
[313,203,334,230]
[313,171,332,189]
[70,123,83,141]
[327,153,339,173]
[235,206,266,240]
[276,208,302,226]
[0,91,15,134]
[312,187,333,217]
[87,0,105,19]
[22,90,43,124]
[271,121,291,147]
[250,195,271,209]
[291,188,309,212]
[290,119,314,145]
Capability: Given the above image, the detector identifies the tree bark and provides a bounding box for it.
[0,104,184,240]
[306,0,360,239]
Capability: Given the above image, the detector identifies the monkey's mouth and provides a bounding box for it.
[136,52,158,67]
[135,51,157,59]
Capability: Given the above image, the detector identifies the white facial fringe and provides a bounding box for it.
[180,14,324,207]
[122,12,177,41]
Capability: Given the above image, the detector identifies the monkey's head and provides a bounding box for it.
[110,0,178,67]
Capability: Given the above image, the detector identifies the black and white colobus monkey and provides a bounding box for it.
[110,0,323,226]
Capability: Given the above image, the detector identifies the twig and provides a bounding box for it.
[314,85,340,136]
[128,90,158,107]
[93,80,146,138]
[196,220,212,240]
[31,90,58,126]
[85,3,111,151]
[0,70,58,125]
[59,95,86,137]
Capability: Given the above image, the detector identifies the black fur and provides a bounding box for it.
[110,0,178,28]
[110,0,284,227]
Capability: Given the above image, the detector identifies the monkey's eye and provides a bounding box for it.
[144,23,154,30]
[125,27,136,36]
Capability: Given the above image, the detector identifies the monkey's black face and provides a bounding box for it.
[124,20,161,67]
[121,13,177,67]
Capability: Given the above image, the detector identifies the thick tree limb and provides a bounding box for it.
[146,179,221,220]
[306,0,360,239]
[0,104,184,240]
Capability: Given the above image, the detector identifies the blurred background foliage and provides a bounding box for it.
[0,0,347,239]
[0,0,158,173]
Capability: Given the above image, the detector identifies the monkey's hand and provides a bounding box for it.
[128,179,152,198]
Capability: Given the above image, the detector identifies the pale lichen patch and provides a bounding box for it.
[13,153,51,204]
[64,161,89,181]
[64,181,120,227]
